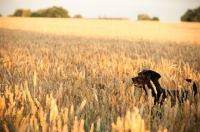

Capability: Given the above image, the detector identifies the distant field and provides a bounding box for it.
[1,17,200,43]
[0,17,200,132]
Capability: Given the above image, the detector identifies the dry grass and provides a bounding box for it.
[0,17,200,132]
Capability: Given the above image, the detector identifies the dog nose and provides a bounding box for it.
[132,78,136,82]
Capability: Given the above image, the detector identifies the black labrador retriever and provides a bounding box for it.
[132,70,197,105]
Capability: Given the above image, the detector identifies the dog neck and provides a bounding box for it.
[151,79,164,92]
[145,79,165,98]
[147,79,166,104]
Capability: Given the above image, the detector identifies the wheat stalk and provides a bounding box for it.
[33,70,37,98]
[0,96,5,119]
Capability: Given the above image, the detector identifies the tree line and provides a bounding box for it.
[181,6,200,22]
[9,6,82,18]
[137,6,200,22]
[1,6,200,22]
[137,14,159,21]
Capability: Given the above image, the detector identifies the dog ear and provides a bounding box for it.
[149,70,161,81]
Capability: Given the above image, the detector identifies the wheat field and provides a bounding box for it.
[0,17,200,132]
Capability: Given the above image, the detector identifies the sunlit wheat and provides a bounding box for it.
[0,18,199,132]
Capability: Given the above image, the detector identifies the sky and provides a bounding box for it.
[0,0,200,22]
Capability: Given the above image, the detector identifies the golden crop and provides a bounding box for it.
[0,17,200,132]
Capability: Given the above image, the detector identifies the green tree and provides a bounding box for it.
[13,9,31,17]
[14,9,23,16]
[152,16,159,21]
[12,6,71,18]
[31,9,46,17]
[138,14,151,20]
[74,14,82,18]
[22,10,31,17]
[44,6,70,18]
[181,6,200,22]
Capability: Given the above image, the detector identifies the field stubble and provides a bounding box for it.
[0,18,200,131]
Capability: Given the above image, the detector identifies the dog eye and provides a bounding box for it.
[141,75,147,79]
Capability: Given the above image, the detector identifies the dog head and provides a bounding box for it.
[132,70,161,88]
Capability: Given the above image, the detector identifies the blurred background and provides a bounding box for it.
[0,0,200,22]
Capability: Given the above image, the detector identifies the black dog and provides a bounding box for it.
[132,70,197,105]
